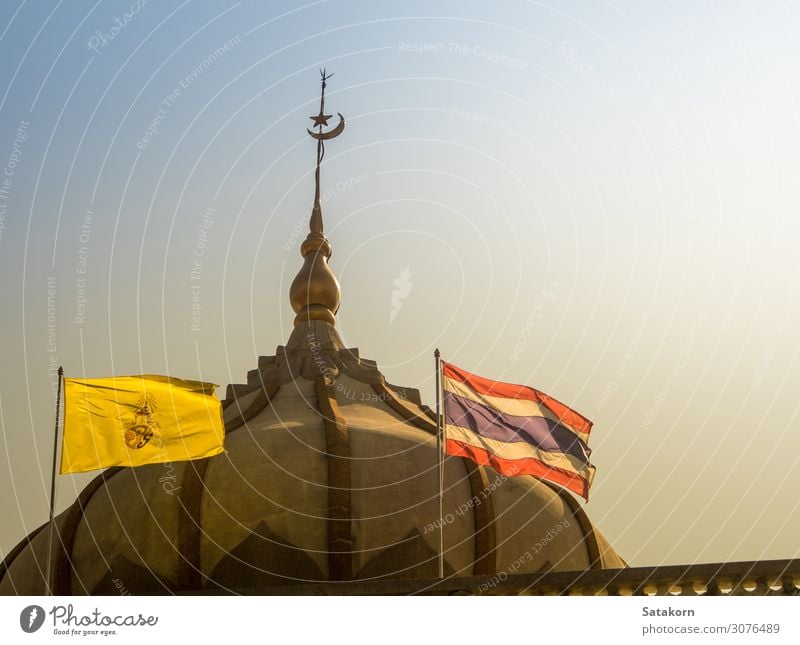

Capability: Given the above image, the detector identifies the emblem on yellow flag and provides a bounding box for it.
[122,393,160,449]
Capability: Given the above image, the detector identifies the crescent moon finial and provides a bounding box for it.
[306,71,346,234]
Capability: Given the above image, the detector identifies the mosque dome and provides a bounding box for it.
[0,318,626,594]
[0,75,625,595]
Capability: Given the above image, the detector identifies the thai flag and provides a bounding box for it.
[442,361,596,501]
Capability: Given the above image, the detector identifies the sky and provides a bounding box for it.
[1,0,800,569]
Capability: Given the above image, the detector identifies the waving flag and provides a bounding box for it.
[442,361,595,500]
[61,375,224,474]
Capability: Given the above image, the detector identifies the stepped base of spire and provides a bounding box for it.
[286,318,346,356]
[221,318,430,419]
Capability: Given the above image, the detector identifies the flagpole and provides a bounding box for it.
[45,365,63,595]
[434,348,444,579]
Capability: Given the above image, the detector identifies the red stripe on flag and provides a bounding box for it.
[442,361,592,436]
[446,438,590,501]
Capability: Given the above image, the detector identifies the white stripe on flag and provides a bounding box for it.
[445,423,595,482]
[443,376,590,444]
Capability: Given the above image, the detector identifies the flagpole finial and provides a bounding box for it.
[289,71,346,328]
[434,348,440,358]
[57,366,63,376]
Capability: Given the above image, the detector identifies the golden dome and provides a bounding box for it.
[0,322,624,594]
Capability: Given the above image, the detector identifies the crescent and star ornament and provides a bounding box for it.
[308,112,345,139]
[308,68,345,141]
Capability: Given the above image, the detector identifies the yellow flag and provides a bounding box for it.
[61,375,224,474]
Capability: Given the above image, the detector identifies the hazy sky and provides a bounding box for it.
[1,0,799,568]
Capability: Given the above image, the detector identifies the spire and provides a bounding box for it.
[289,70,346,327]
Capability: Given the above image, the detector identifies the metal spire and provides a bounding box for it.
[307,68,345,234]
